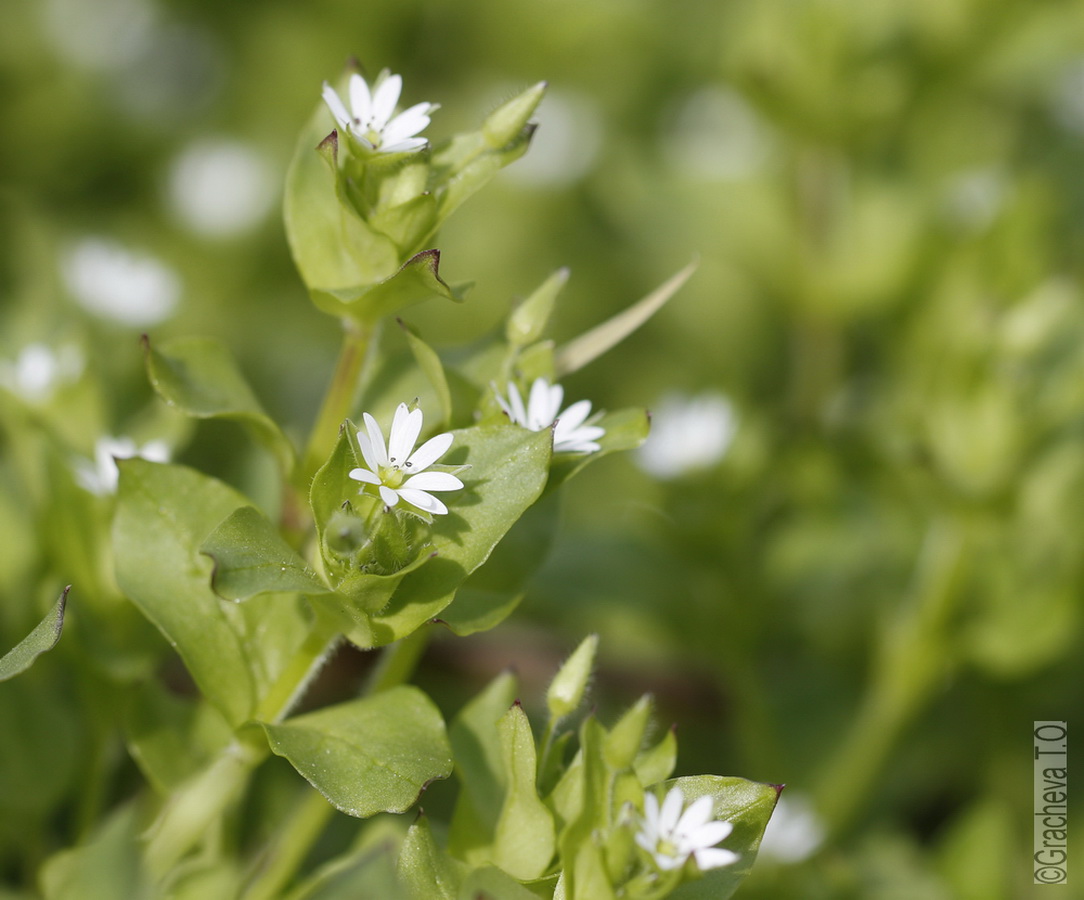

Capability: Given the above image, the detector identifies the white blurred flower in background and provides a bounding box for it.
[500,88,603,188]
[940,167,1008,233]
[1050,57,1084,134]
[41,0,157,73]
[168,138,276,238]
[0,344,84,404]
[75,436,170,496]
[62,238,180,327]
[757,794,825,865]
[636,391,736,480]
[663,86,774,181]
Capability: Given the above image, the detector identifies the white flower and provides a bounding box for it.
[496,377,604,454]
[757,794,824,864]
[61,237,180,327]
[636,391,736,480]
[349,403,464,516]
[168,137,275,238]
[321,71,437,154]
[76,436,170,495]
[0,344,83,403]
[636,787,739,872]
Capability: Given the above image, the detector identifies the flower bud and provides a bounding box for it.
[483,81,547,149]
[546,633,597,721]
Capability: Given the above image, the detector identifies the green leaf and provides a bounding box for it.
[201,505,330,601]
[287,841,407,900]
[507,268,568,348]
[664,777,780,900]
[114,459,254,724]
[457,867,541,900]
[399,320,453,428]
[40,803,153,900]
[123,682,232,794]
[603,694,651,771]
[143,336,295,472]
[284,109,400,293]
[448,671,519,858]
[262,685,452,817]
[398,816,465,900]
[492,703,557,880]
[439,490,561,637]
[114,460,308,726]
[553,262,696,376]
[369,425,552,645]
[0,586,67,682]
[0,667,79,816]
[432,127,536,225]
[633,727,677,788]
[310,249,466,325]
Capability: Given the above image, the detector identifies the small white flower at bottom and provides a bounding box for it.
[348,404,463,516]
[636,787,739,872]
[496,377,604,454]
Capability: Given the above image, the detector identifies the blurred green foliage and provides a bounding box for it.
[3,0,1084,896]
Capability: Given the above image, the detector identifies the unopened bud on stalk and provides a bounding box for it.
[483,81,547,149]
[547,632,597,721]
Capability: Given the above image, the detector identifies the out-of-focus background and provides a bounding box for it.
[3,0,1083,896]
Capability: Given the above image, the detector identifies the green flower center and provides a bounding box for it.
[379,463,406,489]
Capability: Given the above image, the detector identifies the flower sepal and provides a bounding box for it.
[309,248,466,326]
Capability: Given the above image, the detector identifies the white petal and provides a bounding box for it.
[528,378,562,430]
[676,795,716,834]
[378,485,400,507]
[507,383,528,426]
[348,467,381,485]
[642,792,660,828]
[348,73,373,123]
[406,431,453,471]
[692,847,739,870]
[370,74,403,129]
[321,82,351,129]
[382,103,432,143]
[690,819,733,848]
[362,412,389,467]
[388,403,422,465]
[555,398,592,431]
[379,137,428,154]
[356,429,380,472]
[659,788,686,834]
[402,471,463,492]
[398,488,448,515]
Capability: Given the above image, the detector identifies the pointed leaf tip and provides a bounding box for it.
[0,587,70,682]
[554,259,698,375]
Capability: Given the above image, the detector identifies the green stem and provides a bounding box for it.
[299,319,377,483]
[145,739,265,879]
[254,612,342,724]
[364,626,431,695]
[241,789,336,900]
[813,519,969,838]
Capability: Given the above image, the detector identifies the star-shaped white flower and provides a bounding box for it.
[636,787,739,872]
[496,377,604,454]
[321,71,437,154]
[349,404,463,516]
